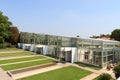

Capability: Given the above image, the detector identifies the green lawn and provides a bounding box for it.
[0,48,21,52]
[18,66,92,80]
[75,62,101,70]
[0,52,33,58]
[1,59,54,70]
[0,56,46,64]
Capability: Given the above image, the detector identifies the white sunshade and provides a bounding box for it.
[24,44,30,46]
[36,45,44,47]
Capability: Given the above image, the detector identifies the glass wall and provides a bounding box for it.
[19,32,120,67]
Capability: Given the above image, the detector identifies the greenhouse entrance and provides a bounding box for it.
[36,47,43,54]
[65,51,72,62]
[61,51,72,62]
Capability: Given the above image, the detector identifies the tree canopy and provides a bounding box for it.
[110,29,120,41]
[0,11,12,43]
[10,26,19,45]
[90,34,110,39]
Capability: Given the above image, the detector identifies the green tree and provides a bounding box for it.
[110,29,120,41]
[0,11,12,43]
[0,36,4,43]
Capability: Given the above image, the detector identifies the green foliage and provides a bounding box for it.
[0,42,12,48]
[75,62,101,70]
[98,73,112,80]
[46,54,59,59]
[0,11,12,43]
[0,36,4,43]
[0,11,20,48]
[90,34,110,39]
[113,64,120,79]
[110,29,120,41]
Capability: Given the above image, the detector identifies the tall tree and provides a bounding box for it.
[10,26,19,45]
[0,11,12,43]
[110,29,120,41]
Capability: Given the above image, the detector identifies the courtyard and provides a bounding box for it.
[0,48,116,80]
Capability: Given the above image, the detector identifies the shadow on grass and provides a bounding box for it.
[75,62,101,70]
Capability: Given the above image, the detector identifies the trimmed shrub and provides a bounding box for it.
[98,73,112,80]
[113,64,120,79]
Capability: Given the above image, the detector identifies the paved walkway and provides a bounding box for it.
[0,68,14,80]
[12,63,70,79]
[0,50,24,54]
[0,55,39,60]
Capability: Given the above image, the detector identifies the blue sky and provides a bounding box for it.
[0,0,120,37]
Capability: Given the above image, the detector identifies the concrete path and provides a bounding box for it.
[0,50,24,54]
[0,55,38,60]
[12,63,70,79]
[0,68,14,80]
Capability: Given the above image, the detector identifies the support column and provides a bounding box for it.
[101,51,104,67]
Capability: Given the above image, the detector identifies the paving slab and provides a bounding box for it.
[0,68,14,80]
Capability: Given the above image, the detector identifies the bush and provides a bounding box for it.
[113,65,120,79]
[46,54,59,59]
[98,73,113,80]
[0,42,15,49]
[0,36,4,43]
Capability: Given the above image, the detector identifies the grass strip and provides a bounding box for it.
[0,56,46,64]
[1,59,54,70]
[18,66,92,80]
[75,62,101,70]
[0,48,20,52]
[0,52,32,58]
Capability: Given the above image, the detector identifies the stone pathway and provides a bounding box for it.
[0,68,14,80]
